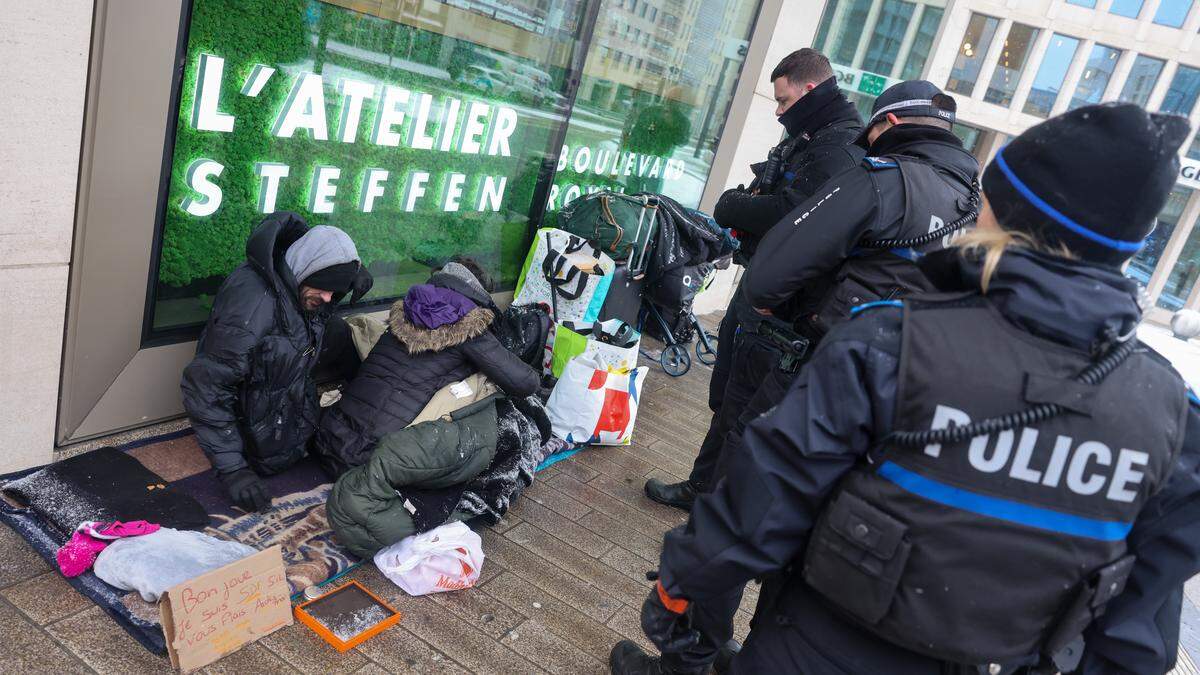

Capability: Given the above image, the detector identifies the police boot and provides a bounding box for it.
[712,639,741,674]
[610,640,665,674]
[644,479,697,511]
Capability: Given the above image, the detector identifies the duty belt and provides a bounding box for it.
[757,321,809,373]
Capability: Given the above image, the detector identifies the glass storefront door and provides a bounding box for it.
[147,0,759,339]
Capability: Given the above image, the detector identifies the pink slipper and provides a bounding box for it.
[56,527,110,578]
[56,520,161,577]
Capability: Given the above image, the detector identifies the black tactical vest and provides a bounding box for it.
[803,297,1186,664]
[805,157,974,338]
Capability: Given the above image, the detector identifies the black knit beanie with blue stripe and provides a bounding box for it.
[981,103,1190,267]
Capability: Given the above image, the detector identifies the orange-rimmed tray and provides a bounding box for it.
[293,581,401,652]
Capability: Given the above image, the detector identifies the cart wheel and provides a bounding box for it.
[695,333,718,365]
[661,344,691,376]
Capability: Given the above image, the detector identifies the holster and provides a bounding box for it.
[1041,555,1136,671]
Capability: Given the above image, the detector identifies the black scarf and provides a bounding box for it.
[777,76,860,139]
[866,123,962,156]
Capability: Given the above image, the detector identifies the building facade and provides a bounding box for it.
[2,0,1199,471]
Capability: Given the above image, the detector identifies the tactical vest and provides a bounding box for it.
[803,297,1186,664]
[804,156,974,339]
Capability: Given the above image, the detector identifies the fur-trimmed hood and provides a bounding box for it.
[388,300,493,354]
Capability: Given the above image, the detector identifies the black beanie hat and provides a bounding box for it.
[302,261,360,293]
[982,103,1189,266]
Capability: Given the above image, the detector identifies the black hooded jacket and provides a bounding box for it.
[181,212,330,476]
[659,248,1200,674]
[313,293,539,477]
[742,124,979,318]
[713,77,864,256]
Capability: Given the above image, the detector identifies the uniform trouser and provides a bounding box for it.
[685,296,744,490]
[687,321,780,490]
[661,587,746,674]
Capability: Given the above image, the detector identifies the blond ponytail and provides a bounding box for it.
[953,228,1073,293]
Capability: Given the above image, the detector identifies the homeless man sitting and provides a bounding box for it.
[312,262,540,479]
[181,212,372,513]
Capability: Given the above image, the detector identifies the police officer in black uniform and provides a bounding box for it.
[615,103,1200,674]
[645,48,864,510]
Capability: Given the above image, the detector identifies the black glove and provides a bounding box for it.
[349,266,374,304]
[641,575,699,655]
[220,468,271,512]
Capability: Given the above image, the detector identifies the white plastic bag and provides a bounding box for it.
[546,354,648,445]
[373,522,484,596]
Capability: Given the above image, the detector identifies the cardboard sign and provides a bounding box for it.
[160,545,292,672]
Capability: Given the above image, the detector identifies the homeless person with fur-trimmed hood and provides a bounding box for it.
[182,212,372,513]
[313,264,540,478]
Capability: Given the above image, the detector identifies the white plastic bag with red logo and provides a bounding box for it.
[546,354,648,446]
[372,522,484,596]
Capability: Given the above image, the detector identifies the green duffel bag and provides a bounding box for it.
[559,191,658,275]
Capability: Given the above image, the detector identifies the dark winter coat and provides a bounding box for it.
[661,248,1200,674]
[713,79,864,261]
[740,123,979,325]
[181,212,333,476]
[313,295,539,475]
[327,397,499,558]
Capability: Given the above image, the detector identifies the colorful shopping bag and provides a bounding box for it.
[513,228,614,323]
[546,355,648,446]
[547,320,640,378]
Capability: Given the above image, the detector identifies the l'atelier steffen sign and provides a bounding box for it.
[179,53,687,218]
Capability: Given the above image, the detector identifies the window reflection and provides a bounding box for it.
[1109,0,1145,18]
[1162,64,1200,116]
[946,13,1000,96]
[984,23,1039,107]
[1127,187,1190,299]
[548,0,759,209]
[1022,33,1080,117]
[861,0,916,76]
[1068,44,1120,110]
[1118,55,1165,106]
[1153,0,1192,27]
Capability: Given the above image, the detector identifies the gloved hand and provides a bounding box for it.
[640,574,699,655]
[349,266,374,304]
[220,468,271,512]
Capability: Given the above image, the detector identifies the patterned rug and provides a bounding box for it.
[0,429,356,654]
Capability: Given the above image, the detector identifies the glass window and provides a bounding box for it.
[827,0,875,65]
[952,122,982,154]
[1022,33,1081,117]
[1154,0,1192,27]
[1160,218,1200,311]
[149,0,760,335]
[1127,187,1189,294]
[1118,55,1165,106]
[946,13,1000,96]
[548,0,759,211]
[1186,134,1200,160]
[1068,44,1121,110]
[984,23,1040,107]
[1162,65,1200,115]
[861,0,916,76]
[1109,0,1145,18]
[1066,0,1098,7]
[900,6,944,80]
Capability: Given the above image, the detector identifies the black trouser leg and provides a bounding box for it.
[687,329,774,491]
[713,364,797,485]
[707,302,741,413]
[660,588,744,674]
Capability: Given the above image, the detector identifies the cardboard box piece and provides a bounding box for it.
[160,545,293,672]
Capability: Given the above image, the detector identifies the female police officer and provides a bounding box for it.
[612,103,1200,674]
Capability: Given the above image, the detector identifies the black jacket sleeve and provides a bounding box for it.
[461,331,540,398]
[1076,400,1200,674]
[741,167,880,310]
[659,308,903,601]
[180,289,272,474]
[712,145,862,238]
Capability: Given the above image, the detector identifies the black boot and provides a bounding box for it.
[610,640,664,675]
[712,639,741,674]
[644,478,697,511]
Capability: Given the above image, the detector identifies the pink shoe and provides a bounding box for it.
[87,520,159,540]
[56,526,110,578]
